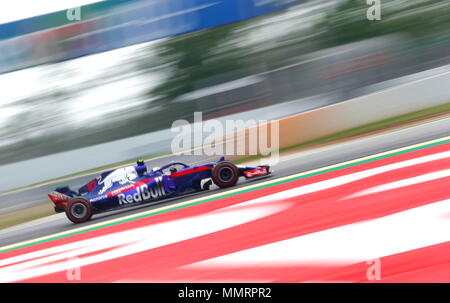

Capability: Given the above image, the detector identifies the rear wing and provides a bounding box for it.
[48,191,71,203]
[48,190,72,212]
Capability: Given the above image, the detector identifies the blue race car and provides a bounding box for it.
[49,158,271,223]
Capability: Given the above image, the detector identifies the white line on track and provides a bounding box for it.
[184,199,450,268]
[241,150,450,204]
[0,202,289,282]
[346,168,450,199]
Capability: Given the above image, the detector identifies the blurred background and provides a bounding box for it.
[0,0,449,191]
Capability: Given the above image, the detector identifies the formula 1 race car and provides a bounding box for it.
[48,158,271,223]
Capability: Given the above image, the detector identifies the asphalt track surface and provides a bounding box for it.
[0,116,449,249]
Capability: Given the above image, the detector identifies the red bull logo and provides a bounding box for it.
[118,177,166,205]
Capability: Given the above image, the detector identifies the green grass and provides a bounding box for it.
[0,203,55,230]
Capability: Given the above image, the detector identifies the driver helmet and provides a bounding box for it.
[135,159,147,176]
[170,167,178,174]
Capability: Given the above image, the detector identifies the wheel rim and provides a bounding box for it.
[219,167,234,182]
[71,202,88,219]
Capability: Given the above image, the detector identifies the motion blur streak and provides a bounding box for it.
[0,1,105,24]
[0,204,289,282]
[0,0,449,192]
[186,200,449,266]
[237,150,450,204]
[0,139,448,282]
[1,0,450,284]
[346,169,450,199]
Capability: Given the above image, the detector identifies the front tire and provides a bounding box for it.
[66,198,92,223]
[212,162,239,188]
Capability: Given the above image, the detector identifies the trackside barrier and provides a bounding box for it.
[212,71,450,160]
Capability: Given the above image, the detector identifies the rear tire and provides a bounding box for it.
[66,198,92,224]
[212,162,239,188]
